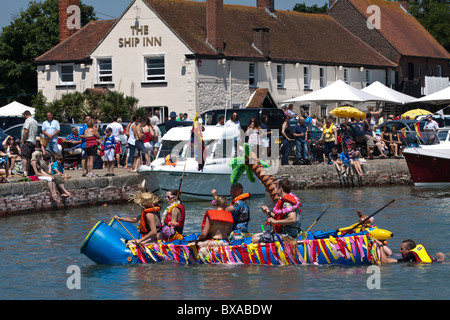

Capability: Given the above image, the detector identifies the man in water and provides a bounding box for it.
[379,239,446,263]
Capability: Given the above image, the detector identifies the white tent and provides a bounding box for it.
[283,80,394,104]
[361,81,416,104]
[0,101,35,117]
[412,86,450,105]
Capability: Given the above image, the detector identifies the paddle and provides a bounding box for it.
[302,206,330,240]
[341,199,395,234]
[114,218,156,263]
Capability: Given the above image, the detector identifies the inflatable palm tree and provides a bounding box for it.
[229,143,279,203]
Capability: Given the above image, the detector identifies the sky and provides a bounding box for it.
[0,0,328,30]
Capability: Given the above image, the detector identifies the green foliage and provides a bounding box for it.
[0,0,96,107]
[293,2,329,13]
[409,0,450,52]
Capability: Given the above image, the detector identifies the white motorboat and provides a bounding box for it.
[138,126,266,201]
[403,128,450,187]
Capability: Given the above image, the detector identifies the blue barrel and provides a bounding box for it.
[80,221,138,265]
[108,218,140,240]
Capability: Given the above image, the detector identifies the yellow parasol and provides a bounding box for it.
[401,109,432,120]
[329,106,366,119]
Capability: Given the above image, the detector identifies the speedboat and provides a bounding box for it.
[403,128,450,187]
[138,126,266,201]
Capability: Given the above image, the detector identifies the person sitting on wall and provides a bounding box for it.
[251,179,302,243]
[192,196,234,245]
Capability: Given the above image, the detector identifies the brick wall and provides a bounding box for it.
[59,0,81,43]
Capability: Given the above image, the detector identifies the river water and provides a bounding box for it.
[0,186,449,300]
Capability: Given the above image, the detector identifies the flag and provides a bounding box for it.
[414,122,423,139]
[399,127,407,139]
[191,113,206,171]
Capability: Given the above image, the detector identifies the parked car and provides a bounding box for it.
[378,120,428,146]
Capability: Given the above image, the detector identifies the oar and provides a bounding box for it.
[302,206,330,240]
[343,199,396,234]
[114,218,156,263]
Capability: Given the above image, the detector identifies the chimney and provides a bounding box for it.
[206,0,224,54]
[253,27,270,57]
[257,0,275,13]
[59,0,81,42]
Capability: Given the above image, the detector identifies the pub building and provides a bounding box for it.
[34,0,449,119]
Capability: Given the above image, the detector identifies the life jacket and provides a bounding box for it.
[409,244,435,263]
[138,206,161,235]
[271,194,301,234]
[202,209,234,229]
[230,193,251,205]
[163,203,185,235]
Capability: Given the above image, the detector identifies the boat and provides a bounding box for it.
[138,126,266,201]
[403,128,450,187]
[80,218,391,266]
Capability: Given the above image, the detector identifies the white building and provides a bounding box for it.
[35,0,397,119]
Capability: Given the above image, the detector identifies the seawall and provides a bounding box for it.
[0,160,411,216]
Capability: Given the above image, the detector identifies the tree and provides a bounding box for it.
[293,2,329,13]
[0,0,96,107]
[408,0,450,52]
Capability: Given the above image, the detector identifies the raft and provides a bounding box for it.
[80,219,386,266]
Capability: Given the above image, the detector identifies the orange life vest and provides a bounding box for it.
[202,209,234,230]
[271,194,301,233]
[138,206,161,235]
[230,193,251,205]
[163,203,185,234]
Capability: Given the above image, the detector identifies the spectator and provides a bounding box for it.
[41,112,60,155]
[339,123,355,148]
[140,117,154,165]
[367,106,383,128]
[348,142,364,176]
[340,147,351,177]
[150,110,161,126]
[260,115,271,160]
[20,110,38,176]
[304,111,312,124]
[380,125,393,156]
[292,116,309,161]
[133,117,148,169]
[102,127,116,176]
[312,140,326,164]
[329,146,344,173]
[106,117,124,168]
[423,114,439,145]
[245,117,263,159]
[150,118,161,161]
[280,116,292,166]
[51,154,72,180]
[84,119,101,177]
[126,116,138,171]
[287,104,297,123]
[372,126,387,158]
[2,135,21,176]
[176,113,184,122]
[62,127,82,155]
[79,115,91,177]
[225,112,241,129]
[216,116,225,127]
[164,112,179,132]
[320,116,338,157]
[363,113,374,160]
[390,126,404,158]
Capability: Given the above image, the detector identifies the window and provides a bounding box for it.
[249,63,257,87]
[59,65,74,85]
[97,58,113,83]
[144,54,165,82]
[319,67,326,88]
[277,64,284,88]
[437,65,442,77]
[343,68,349,84]
[304,66,311,90]
[365,70,371,86]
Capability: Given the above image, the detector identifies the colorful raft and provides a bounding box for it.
[80,219,386,266]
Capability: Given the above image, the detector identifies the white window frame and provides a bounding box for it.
[143,54,166,83]
[277,64,284,89]
[319,67,326,88]
[344,68,349,84]
[58,64,74,85]
[97,57,113,84]
[304,65,311,90]
[249,63,257,87]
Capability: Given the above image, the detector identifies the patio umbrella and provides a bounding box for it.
[400,108,432,119]
[283,80,394,104]
[411,86,450,105]
[361,81,416,104]
[329,106,366,119]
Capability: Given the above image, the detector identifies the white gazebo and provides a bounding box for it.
[0,101,35,117]
[283,80,395,104]
[412,86,450,105]
[361,81,416,104]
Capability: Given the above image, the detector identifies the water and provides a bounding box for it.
[0,186,449,300]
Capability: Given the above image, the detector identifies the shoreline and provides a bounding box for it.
[0,158,411,216]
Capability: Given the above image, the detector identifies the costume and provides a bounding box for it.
[231,193,251,232]
[162,201,186,235]
[271,193,302,237]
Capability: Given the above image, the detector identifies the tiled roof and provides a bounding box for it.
[34,20,117,64]
[144,0,396,67]
[246,88,276,108]
[348,0,450,59]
